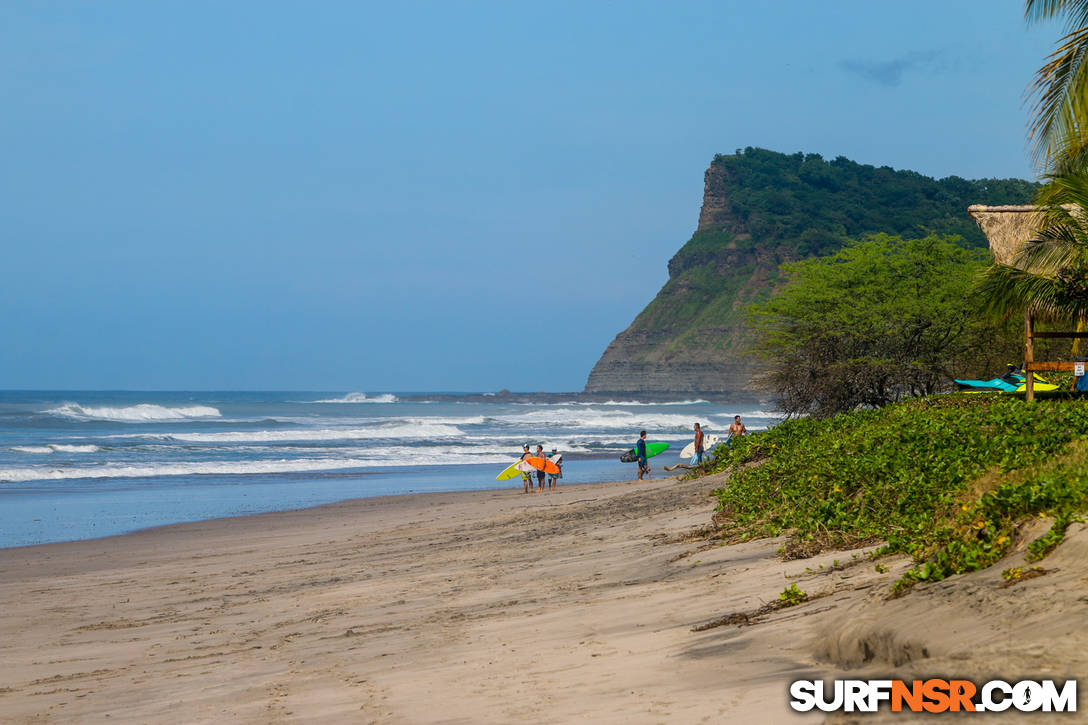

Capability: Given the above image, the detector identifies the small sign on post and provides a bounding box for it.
[1076,361,1085,377]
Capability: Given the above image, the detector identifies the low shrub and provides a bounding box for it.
[703,395,1088,591]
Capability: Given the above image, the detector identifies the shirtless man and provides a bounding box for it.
[727,415,747,444]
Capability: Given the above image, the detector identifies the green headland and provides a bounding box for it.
[584,147,1037,396]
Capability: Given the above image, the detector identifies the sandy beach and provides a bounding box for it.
[1,473,1085,724]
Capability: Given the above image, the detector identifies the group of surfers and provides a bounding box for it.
[519,443,562,493]
[635,415,748,481]
[518,414,750,491]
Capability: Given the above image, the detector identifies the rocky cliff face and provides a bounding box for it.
[583,148,1037,397]
[584,164,772,397]
[581,340,760,396]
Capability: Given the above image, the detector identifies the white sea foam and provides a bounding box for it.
[714,409,784,419]
[404,416,487,426]
[11,444,101,454]
[0,458,372,482]
[45,403,222,422]
[313,393,399,404]
[139,422,464,444]
[571,399,711,406]
[493,408,703,431]
[488,406,780,432]
[0,450,520,482]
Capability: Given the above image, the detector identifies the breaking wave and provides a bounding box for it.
[313,393,399,404]
[570,399,710,406]
[139,422,464,443]
[0,448,528,483]
[494,408,704,431]
[11,444,101,454]
[0,458,375,482]
[45,403,222,422]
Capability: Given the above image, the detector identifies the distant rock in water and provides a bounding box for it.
[584,147,1038,396]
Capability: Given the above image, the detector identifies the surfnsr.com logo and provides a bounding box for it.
[789,679,1077,713]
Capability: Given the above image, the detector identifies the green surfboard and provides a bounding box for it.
[620,441,669,463]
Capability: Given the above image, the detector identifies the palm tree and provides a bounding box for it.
[975,3,1088,376]
[1026,0,1088,171]
[977,166,1088,323]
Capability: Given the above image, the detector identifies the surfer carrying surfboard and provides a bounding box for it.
[693,423,705,465]
[521,444,533,493]
[535,445,547,491]
[547,448,562,489]
[636,430,651,481]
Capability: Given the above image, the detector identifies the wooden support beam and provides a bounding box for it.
[1026,331,1088,339]
[1026,312,1035,402]
[1026,361,1078,372]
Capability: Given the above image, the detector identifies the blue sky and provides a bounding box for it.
[0,1,1060,390]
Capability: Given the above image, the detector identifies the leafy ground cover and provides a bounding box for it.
[703,394,1088,592]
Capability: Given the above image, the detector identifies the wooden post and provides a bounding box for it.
[1025,311,1035,402]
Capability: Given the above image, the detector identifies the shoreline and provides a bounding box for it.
[2,473,1085,723]
[0,476,645,560]
[0,468,644,553]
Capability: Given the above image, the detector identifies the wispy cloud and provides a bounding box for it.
[838,51,946,87]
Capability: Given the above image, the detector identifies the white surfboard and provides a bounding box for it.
[680,434,720,459]
[496,459,537,481]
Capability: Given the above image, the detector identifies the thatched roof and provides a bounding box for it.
[966,205,1048,266]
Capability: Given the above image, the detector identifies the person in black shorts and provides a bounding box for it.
[534,444,546,491]
[636,430,651,480]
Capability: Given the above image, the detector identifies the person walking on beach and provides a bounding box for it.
[692,422,705,465]
[636,430,651,481]
[547,447,562,489]
[520,444,533,494]
[535,444,547,491]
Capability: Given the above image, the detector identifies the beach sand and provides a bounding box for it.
[1,474,1084,723]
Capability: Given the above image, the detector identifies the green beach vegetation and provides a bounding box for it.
[701,394,1088,594]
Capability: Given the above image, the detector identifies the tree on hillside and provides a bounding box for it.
[748,235,1021,418]
[1026,0,1088,172]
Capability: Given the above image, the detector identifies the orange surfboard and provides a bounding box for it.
[524,456,560,475]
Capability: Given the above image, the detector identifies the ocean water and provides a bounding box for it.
[0,392,780,548]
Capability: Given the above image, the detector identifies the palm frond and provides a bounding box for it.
[1013,223,1088,273]
[1026,0,1088,29]
[1017,166,1088,273]
[1028,25,1088,166]
[1034,141,1088,187]
[978,263,1088,323]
